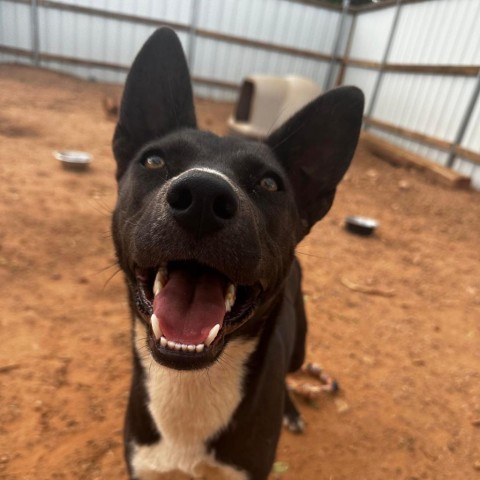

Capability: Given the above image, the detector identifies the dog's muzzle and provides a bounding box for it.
[131,169,264,370]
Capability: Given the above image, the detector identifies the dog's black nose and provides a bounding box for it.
[167,170,238,236]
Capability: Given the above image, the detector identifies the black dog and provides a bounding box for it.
[111,28,363,480]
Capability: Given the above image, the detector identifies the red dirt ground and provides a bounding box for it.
[0,65,479,480]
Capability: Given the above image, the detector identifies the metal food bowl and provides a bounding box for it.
[54,150,92,171]
[345,216,379,236]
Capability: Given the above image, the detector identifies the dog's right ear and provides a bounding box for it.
[113,28,196,180]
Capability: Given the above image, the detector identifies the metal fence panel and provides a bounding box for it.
[343,66,378,113]
[373,72,477,143]
[1,1,32,52]
[196,0,341,54]
[389,0,480,65]
[371,128,450,165]
[348,7,396,62]
[36,5,190,83]
[461,85,480,153]
[0,0,479,187]
[51,0,193,23]
[192,36,331,102]
[191,0,342,100]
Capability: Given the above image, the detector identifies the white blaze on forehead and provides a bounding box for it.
[170,167,240,194]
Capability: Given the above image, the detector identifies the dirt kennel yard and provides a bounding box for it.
[0,65,479,480]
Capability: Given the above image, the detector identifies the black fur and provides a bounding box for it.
[112,27,364,480]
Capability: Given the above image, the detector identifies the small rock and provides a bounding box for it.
[0,455,9,464]
[362,355,375,366]
[335,398,350,414]
[466,286,477,296]
[398,180,411,190]
[473,461,480,471]
[366,169,378,178]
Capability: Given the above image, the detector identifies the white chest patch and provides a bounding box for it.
[131,319,256,480]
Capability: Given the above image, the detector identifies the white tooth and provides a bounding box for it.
[167,340,175,349]
[205,324,220,347]
[196,344,205,352]
[227,284,236,297]
[153,273,161,296]
[150,314,162,339]
[181,344,188,351]
[187,345,195,352]
[160,336,167,347]
[174,343,182,351]
[224,284,236,312]
[153,267,168,295]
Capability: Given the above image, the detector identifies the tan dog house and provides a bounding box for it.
[228,75,322,140]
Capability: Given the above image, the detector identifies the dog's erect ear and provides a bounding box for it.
[113,28,196,180]
[266,86,364,235]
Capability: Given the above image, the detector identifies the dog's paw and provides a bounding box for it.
[283,413,305,434]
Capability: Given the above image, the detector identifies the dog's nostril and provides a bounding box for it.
[168,186,192,211]
[213,194,237,220]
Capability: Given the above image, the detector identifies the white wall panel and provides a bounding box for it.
[461,89,480,152]
[0,0,478,187]
[373,73,477,143]
[0,52,32,66]
[343,66,378,113]
[370,128,449,166]
[197,0,342,55]
[53,0,193,24]
[193,84,237,103]
[389,0,480,65]
[349,8,396,62]
[192,36,330,91]
[0,1,32,50]
[39,7,154,64]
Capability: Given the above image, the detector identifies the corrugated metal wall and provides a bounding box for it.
[343,0,480,187]
[0,0,479,188]
[0,0,347,101]
[193,0,348,99]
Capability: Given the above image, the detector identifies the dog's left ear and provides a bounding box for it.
[266,86,364,236]
[113,28,197,180]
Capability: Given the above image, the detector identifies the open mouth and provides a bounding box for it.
[134,260,262,368]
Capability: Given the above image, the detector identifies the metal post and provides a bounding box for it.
[187,0,200,70]
[364,0,402,123]
[335,11,357,87]
[30,0,40,66]
[446,74,480,168]
[324,0,350,91]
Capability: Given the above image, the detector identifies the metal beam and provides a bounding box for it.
[30,0,40,66]
[364,0,402,121]
[324,0,350,91]
[447,74,480,168]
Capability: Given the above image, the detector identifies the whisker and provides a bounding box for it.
[295,249,328,260]
[103,266,123,290]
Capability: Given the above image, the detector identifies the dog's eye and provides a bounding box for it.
[144,155,165,170]
[259,177,278,192]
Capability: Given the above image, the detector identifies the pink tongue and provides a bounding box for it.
[153,268,226,345]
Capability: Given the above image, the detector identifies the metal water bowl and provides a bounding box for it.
[54,150,92,171]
